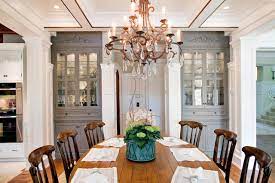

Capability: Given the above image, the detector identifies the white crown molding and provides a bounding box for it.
[231,2,275,42]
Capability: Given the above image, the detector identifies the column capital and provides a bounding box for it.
[167,62,182,70]
[100,63,115,70]
[23,36,52,48]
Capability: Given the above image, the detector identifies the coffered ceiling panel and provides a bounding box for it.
[77,0,210,27]
[201,0,264,27]
[21,0,79,28]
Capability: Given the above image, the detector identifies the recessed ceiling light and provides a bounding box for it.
[54,5,60,9]
[223,6,230,10]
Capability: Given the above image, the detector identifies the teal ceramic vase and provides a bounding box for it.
[126,140,156,162]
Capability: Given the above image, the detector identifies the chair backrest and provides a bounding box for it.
[57,130,80,182]
[84,120,105,148]
[240,146,272,183]
[28,145,58,183]
[213,129,237,183]
[179,120,203,147]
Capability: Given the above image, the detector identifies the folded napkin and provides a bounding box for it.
[171,166,220,183]
[157,137,188,147]
[82,148,119,162]
[71,167,118,183]
[98,138,126,148]
[170,148,210,162]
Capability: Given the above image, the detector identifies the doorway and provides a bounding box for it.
[256,50,275,159]
[116,71,121,135]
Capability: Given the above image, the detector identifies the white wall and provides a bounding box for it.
[121,63,166,133]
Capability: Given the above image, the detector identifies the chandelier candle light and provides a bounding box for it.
[105,0,184,79]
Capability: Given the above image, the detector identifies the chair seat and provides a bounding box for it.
[219,168,235,183]
[58,172,66,183]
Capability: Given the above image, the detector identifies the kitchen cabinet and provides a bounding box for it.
[0,44,24,83]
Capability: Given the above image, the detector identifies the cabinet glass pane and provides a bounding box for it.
[90,81,97,106]
[184,53,192,60]
[67,81,75,95]
[79,61,87,78]
[217,80,224,105]
[89,62,97,78]
[183,80,192,106]
[79,53,88,61]
[57,82,65,95]
[57,62,65,80]
[194,80,202,106]
[67,68,75,80]
[206,80,214,105]
[206,59,215,74]
[57,53,65,62]
[194,53,202,76]
[183,59,192,74]
[67,95,75,107]
[89,53,97,61]
[57,95,65,107]
[79,81,88,106]
[217,52,224,73]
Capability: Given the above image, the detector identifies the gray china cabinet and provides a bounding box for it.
[181,32,229,156]
[52,32,102,155]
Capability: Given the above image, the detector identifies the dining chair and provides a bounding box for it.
[84,120,106,148]
[28,145,58,183]
[179,120,203,147]
[239,146,272,183]
[213,129,237,183]
[57,129,80,182]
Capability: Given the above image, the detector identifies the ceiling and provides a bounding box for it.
[2,0,268,31]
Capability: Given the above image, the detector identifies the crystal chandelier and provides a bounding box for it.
[105,0,183,79]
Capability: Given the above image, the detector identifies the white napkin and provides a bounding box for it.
[82,148,119,162]
[157,137,188,147]
[171,166,220,183]
[98,138,126,148]
[170,148,210,162]
[71,167,118,183]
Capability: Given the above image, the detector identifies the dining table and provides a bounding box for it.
[70,136,226,183]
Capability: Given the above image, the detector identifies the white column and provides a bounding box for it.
[165,62,182,137]
[230,37,257,167]
[101,63,116,138]
[23,37,53,159]
[101,32,116,138]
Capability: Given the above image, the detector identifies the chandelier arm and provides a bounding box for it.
[147,47,167,60]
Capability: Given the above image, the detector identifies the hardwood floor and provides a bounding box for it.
[7,160,275,183]
[8,160,64,183]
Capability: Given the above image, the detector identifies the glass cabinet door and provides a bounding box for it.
[182,51,225,107]
[55,51,100,108]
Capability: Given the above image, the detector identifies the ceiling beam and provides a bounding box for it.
[61,0,92,29]
[0,23,16,34]
[189,0,225,28]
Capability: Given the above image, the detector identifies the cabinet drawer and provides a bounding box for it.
[0,143,24,158]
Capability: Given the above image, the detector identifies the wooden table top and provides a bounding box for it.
[70,139,225,183]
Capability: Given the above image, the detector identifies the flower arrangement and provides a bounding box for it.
[124,119,162,148]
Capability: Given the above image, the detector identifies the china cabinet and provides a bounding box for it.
[181,32,229,156]
[52,33,102,155]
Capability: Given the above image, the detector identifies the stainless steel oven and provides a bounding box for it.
[0,83,22,142]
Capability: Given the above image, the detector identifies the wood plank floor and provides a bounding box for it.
[7,160,275,183]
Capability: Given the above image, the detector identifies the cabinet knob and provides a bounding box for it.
[76,126,80,129]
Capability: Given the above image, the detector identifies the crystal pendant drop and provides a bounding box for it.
[152,62,157,75]
[148,65,152,77]
[137,63,141,75]
[140,48,145,60]
[132,66,137,76]
[167,51,173,61]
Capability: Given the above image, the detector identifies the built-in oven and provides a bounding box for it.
[0,83,21,142]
